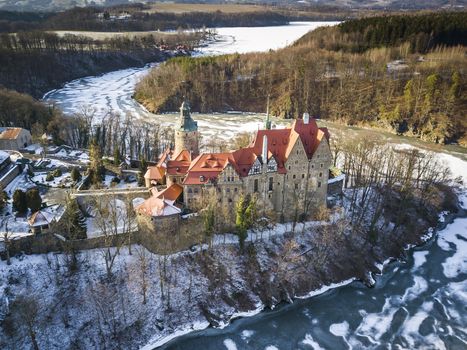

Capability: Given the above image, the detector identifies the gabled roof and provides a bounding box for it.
[152,183,183,202]
[0,127,24,140]
[28,205,64,227]
[180,116,330,185]
[144,165,165,180]
[184,153,233,185]
[135,196,181,217]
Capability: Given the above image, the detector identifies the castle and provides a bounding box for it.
[141,101,332,222]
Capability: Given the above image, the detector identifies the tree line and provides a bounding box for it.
[0,30,203,52]
[0,5,289,33]
[135,12,466,146]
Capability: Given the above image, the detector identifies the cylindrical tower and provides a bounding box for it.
[174,101,199,157]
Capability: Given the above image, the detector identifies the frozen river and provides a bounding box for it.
[42,21,467,350]
[42,22,337,140]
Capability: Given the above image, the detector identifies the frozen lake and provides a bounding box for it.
[42,22,338,138]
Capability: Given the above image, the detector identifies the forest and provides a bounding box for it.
[0,30,204,98]
[0,5,292,33]
[0,3,366,33]
[135,12,467,146]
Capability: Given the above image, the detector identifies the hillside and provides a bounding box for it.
[0,0,461,12]
[134,12,467,146]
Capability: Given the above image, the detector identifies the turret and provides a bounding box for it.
[174,100,199,157]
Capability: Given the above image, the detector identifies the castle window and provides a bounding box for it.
[319,172,323,177]
[288,166,291,170]
[295,183,298,190]
[194,188,199,193]
[254,179,259,192]
[228,198,233,203]
[234,187,238,192]
[320,163,323,168]
[318,181,322,188]
[226,188,230,193]
[317,154,320,158]
[269,177,273,191]
[311,164,314,169]
[188,188,193,193]
[302,174,305,179]
[293,175,296,179]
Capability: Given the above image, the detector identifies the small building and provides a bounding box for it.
[0,127,32,151]
[135,183,183,235]
[28,205,64,234]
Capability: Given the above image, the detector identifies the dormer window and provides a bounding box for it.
[199,175,205,182]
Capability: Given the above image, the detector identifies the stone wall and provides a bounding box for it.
[327,175,345,197]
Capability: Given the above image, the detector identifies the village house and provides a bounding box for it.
[28,205,64,234]
[143,101,332,222]
[0,127,32,151]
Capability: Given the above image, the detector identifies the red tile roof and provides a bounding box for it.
[165,117,330,186]
[144,166,165,180]
[153,183,183,202]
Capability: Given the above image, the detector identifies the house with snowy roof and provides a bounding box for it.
[0,127,31,151]
[143,101,332,222]
[28,205,65,234]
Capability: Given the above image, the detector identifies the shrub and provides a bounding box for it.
[70,167,81,182]
[12,189,27,214]
[26,188,42,212]
[53,168,62,177]
[46,172,54,181]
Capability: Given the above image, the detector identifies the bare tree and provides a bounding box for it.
[6,295,41,350]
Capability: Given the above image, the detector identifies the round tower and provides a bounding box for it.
[174,100,199,157]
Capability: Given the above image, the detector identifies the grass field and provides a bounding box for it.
[144,3,270,14]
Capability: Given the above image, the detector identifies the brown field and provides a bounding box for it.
[144,3,270,14]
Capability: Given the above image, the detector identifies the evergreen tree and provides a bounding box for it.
[113,146,121,166]
[70,167,81,182]
[235,194,249,252]
[89,140,104,185]
[65,199,87,240]
[12,189,27,214]
[0,186,7,211]
[26,188,42,212]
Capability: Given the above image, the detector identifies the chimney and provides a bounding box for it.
[262,135,268,163]
[303,112,310,124]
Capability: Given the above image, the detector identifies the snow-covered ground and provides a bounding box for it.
[31,171,73,188]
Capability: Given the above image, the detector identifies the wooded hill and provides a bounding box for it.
[0,3,384,33]
[0,30,203,98]
[135,12,467,146]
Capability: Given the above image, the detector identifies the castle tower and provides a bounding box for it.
[174,100,199,157]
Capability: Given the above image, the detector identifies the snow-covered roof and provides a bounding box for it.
[0,150,10,164]
[28,205,64,227]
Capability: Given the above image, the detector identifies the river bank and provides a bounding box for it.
[0,183,460,350]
